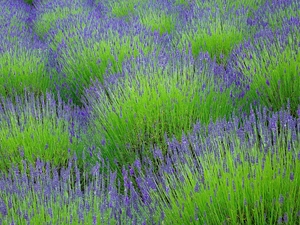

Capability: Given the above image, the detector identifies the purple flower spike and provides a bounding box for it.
[0,198,7,217]
[290,172,294,181]
[283,213,288,223]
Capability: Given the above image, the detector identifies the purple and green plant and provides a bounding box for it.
[147,107,300,224]
[1,105,300,224]
[138,8,177,36]
[0,0,38,51]
[56,23,159,105]
[249,0,300,31]
[0,46,52,99]
[0,157,146,225]
[83,51,234,177]
[196,0,267,13]
[174,0,191,7]
[1,0,300,224]
[174,7,253,65]
[105,0,148,20]
[33,0,89,39]
[232,25,300,117]
[0,92,85,174]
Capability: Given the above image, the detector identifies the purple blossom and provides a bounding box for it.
[0,198,7,217]
[283,213,288,223]
[279,194,284,204]
[194,182,200,193]
[290,172,294,181]
[93,215,97,225]
[153,147,163,161]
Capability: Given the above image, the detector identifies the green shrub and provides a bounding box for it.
[0,47,52,99]
[34,6,84,39]
[0,93,84,174]
[85,60,234,175]
[176,13,251,65]
[151,130,300,224]
[138,9,177,36]
[234,28,300,117]
[58,30,156,105]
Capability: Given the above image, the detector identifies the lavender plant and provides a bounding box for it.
[0,4,31,41]
[148,107,300,224]
[0,92,85,174]
[231,25,300,117]
[107,0,146,20]
[174,0,191,7]
[174,7,252,65]
[0,47,52,99]
[33,9,107,104]
[1,0,299,224]
[0,155,157,224]
[84,51,234,177]
[0,158,111,224]
[138,8,177,36]
[57,22,160,105]
[1,106,299,224]
[196,0,267,13]
[0,0,58,102]
[33,0,89,39]
[249,0,300,31]
[0,0,32,22]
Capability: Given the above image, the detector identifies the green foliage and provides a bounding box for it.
[58,31,155,105]
[0,48,52,99]
[265,1,300,30]
[235,29,300,117]
[174,0,191,7]
[177,16,247,65]
[23,0,33,4]
[110,0,138,19]
[0,100,84,174]
[151,133,300,224]
[139,9,177,36]
[85,62,234,175]
[34,6,84,39]
[196,0,267,12]
[0,165,117,225]
[98,0,148,20]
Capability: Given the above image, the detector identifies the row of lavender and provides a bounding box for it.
[1,103,300,224]
[0,0,299,224]
[1,0,299,105]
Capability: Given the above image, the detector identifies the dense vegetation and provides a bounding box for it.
[0,0,299,224]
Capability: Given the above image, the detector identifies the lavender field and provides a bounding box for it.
[0,0,299,224]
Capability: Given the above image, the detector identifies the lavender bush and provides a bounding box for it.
[248,0,300,31]
[0,92,85,174]
[0,47,52,99]
[137,5,177,36]
[147,106,300,224]
[33,0,90,40]
[41,6,168,105]
[0,0,53,99]
[57,26,158,105]
[196,0,267,12]
[1,106,299,224]
[173,5,255,65]
[230,23,300,117]
[83,49,234,177]
[104,0,148,20]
